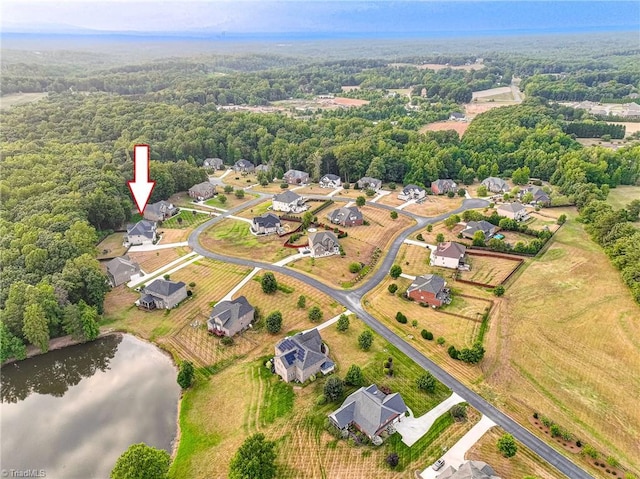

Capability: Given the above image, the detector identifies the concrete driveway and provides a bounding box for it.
[396,392,464,446]
[419,414,496,479]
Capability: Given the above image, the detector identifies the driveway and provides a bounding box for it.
[396,392,464,446]
[419,415,496,479]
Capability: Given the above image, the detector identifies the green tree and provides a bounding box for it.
[228,433,277,479]
[522,192,534,204]
[497,433,518,458]
[336,314,350,332]
[416,372,436,393]
[0,321,26,362]
[261,272,278,294]
[296,295,306,308]
[349,262,362,273]
[472,230,486,246]
[390,210,398,220]
[389,264,402,279]
[235,189,245,199]
[493,285,505,297]
[60,254,110,313]
[358,330,374,351]
[224,185,234,194]
[302,211,314,229]
[512,166,530,185]
[308,306,323,322]
[444,214,460,229]
[477,185,488,197]
[218,194,227,204]
[177,361,195,389]
[22,303,49,352]
[355,196,366,207]
[557,214,567,225]
[111,443,170,479]
[436,233,445,243]
[265,311,283,334]
[388,283,398,294]
[344,364,365,386]
[323,376,344,401]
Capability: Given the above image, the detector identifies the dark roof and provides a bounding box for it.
[498,202,526,213]
[309,231,338,248]
[235,159,254,168]
[321,174,340,181]
[284,169,309,179]
[146,200,174,217]
[450,112,465,119]
[329,385,407,438]
[435,242,466,259]
[357,177,381,186]
[253,212,281,228]
[402,184,425,194]
[208,296,254,329]
[204,157,223,166]
[462,220,495,236]
[127,220,156,238]
[106,256,140,276]
[438,461,501,479]
[407,274,446,295]
[432,179,456,189]
[144,279,186,297]
[275,329,327,371]
[328,206,363,223]
[273,190,302,203]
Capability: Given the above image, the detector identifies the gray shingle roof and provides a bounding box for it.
[309,231,338,249]
[432,179,456,189]
[407,274,446,295]
[481,177,509,191]
[462,220,494,237]
[146,200,174,217]
[273,190,302,203]
[235,159,254,168]
[321,174,340,181]
[208,296,254,329]
[253,212,281,228]
[144,279,186,297]
[328,206,363,224]
[275,329,327,371]
[284,169,309,179]
[329,385,407,438]
[402,184,425,195]
[127,220,156,238]
[189,181,214,195]
[435,242,466,259]
[106,256,140,276]
[498,202,526,213]
[357,177,381,188]
[437,461,501,479]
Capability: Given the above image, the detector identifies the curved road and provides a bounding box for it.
[188,195,593,479]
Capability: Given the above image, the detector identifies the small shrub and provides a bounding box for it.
[386,453,399,468]
[280,182,289,189]
[448,345,459,359]
[163,274,171,280]
[416,372,436,393]
[349,262,362,273]
[582,444,598,459]
[388,182,397,190]
[576,440,582,447]
[221,336,234,346]
[388,283,398,294]
[533,412,539,419]
[550,424,561,437]
[437,337,445,345]
[336,314,350,332]
[493,285,505,297]
[308,306,323,322]
[395,312,408,324]
[607,456,620,468]
[416,233,424,241]
[450,403,468,420]
[426,224,433,232]
[224,185,234,193]
[316,394,328,406]
[297,295,306,308]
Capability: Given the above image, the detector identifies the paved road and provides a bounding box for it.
[187,196,594,479]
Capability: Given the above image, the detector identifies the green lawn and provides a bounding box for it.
[606,185,640,211]
[161,210,211,229]
[257,362,295,425]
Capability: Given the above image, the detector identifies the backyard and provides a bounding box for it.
[96,232,128,260]
[161,210,213,229]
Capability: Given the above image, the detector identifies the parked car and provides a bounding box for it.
[432,459,445,471]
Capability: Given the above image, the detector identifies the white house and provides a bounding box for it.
[398,184,426,201]
[430,242,467,270]
[125,220,156,246]
[272,190,308,213]
[319,174,341,188]
[497,202,528,221]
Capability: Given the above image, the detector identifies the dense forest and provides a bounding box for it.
[1,42,639,360]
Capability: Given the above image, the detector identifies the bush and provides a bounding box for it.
[447,191,455,198]
[497,433,518,458]
[416,372,436,393]
[323,377,344,402]
[416,233,424,241]
[224,185,234,193]
[280,182,289,189]
[426,224,433,232]
[265,311,283,334]
[458,188,466,197]
[177,361,195,389]
[355,196,366,207]
[388,283,398,294]
[607,456,620,468]
[344,364,365,387]
[386,453,399,468]
[221,336,234,346]
[550,424,561,437]
[343,182,350,190]
[448,345,459,359]
[533,412,539,419]
[576,440,582,448]
[421,330,434,340]
[436,233,445,243]
[316,394,328,406]
[493,285,505,297]
[218,194,227,204]
[261,272,278,294]
[395,312,408,324]
[390,211,398,220]
[349,262,362,273]
[163,274,170,280]
[389,264,402,279]
[450,403,468,420]
[365,188,376,197]
[297,295,306,308]
[336,314,350,332]
[388,182,397,190]
[437,337,445,345]
[358,330,373,350]
[557,214,567,225]
[308,306,323,322]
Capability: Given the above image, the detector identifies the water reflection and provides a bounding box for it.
[0,334,180,479]
[1,334,121,403]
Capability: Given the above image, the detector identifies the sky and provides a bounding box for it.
[2,1,638,35]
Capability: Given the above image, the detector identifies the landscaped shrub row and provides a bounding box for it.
[309,199,334,215]
[351,248,382,284]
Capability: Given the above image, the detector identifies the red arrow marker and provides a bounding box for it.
[127,144,156,215]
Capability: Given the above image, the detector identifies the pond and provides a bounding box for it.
[1,334,180,479]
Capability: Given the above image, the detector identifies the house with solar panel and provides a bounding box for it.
[273,329,335,383]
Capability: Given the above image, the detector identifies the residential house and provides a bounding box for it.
[319,174,342,188]
[188,181,216,201]
[497,202,528,221]
[430,242,467,270]
[437,461,501,479]
[520,185,551,206]
[327,206,363,227]
[255,163,270,173]
[126,220,157,246]
[273,329,335,383]
[272,190,308,213]
[233,159,255,173]
[143,201,178,222]
[283,169,310,185]
[203,158,224,170]
[308,230,340,257]
[449,112,467,121]
[461,220,496,240]
[398,184,426,201]
[138,279,187,310]
[328,384,408,441]
[356,177,382,191]
[406,274,451,307]
[207,296,255,337]
[251,213,282,235]
[106,256,141,287]
[481,177,509,193]
[431,179,458,195]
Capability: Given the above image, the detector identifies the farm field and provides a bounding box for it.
[466,427,564,479]
[96,232,128,260]
[404,194,465,217]
[199,219,295,263]
[483,214,640,472]
[606,185,640,210]
[464,101,520,117]
[419,120,469,137]
[0,92,48,109]
[170,316,480,479]
[128,247,188,272]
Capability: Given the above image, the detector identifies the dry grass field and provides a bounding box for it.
[482,215,640,471]
[466,427,564,479]
[199,219,295,263]
[96,232,128,260]
[128,247,188,272]
[221,173,260,188]
[404,195,465,217]
[606,185,640,210]
[419,121,469,137]
[291,184,332,195]
[0,92,48,109]
[609,122,640,137]
[377,192,406,207]
[157,228,190,242]
[459,254,521,286]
